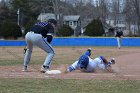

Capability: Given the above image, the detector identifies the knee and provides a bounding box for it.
[52,51,55,55]
[50,50,55,55]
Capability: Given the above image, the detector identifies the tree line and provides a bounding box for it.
[0,0,140,39]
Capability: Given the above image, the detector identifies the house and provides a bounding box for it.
[106,14,127,30]
[37,13,81,36]
[103,22,115,37]
[63,15,81,36]
[105,13,140,36]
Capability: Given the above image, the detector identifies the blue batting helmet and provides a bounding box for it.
[78,55,89,69]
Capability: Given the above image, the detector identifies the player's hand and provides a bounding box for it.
[59,65,69,74]
[64,69,69,73]
[106,66,114,73]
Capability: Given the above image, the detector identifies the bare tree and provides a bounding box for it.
[0,0,10,22]
[98,0,109,23]
[111,0,120,27]
[132,0,140,36]
[123,0,137,35]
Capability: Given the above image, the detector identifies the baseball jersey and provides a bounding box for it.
[115,31,123,37]
[30,22,54,43]
[68,57,106,72]
[30,22,54,38]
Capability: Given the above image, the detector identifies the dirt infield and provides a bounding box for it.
[0,47,140,80]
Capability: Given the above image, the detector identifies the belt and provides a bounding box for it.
[30,31,41,34]
[30,31,46,38]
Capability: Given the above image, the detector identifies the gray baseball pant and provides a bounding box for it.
[24,32,55,67]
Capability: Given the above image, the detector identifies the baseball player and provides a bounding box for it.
[22,19,57,73]
[115,29,124,49]
[66,48,115,73]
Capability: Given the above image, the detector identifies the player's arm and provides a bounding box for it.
[99,56,108,64]
[105,58,115,73]
[66,61,79,72]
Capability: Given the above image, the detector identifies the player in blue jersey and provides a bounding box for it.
[66,48,115,73]
[22,19,57,73]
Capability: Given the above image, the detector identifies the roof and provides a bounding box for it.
[37,13,80,22]
[37,13,56,21]
[63,15,80,21]
[103,22,113,29]
[106,13,126,21]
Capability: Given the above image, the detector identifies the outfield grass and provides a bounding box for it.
[0,78,140,93]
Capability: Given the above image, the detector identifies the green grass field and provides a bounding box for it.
[0,79,140,93]
[0,47,140,93]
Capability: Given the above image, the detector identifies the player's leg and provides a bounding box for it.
[36,37,55,73]
[84,48,91,56]
[23,32,33,71]
[117,37,121,49]
[120,38,122,48]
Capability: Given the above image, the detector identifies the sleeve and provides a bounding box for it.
[99,56,108,64]
[115,31,118,37]
[121,31,124,36]
[67,61,79,72]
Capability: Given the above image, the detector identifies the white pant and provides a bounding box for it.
[117,37,122,48]
[24,32,55,67]
[70,57,106,72]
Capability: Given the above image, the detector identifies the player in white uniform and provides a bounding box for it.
[67,48,115,73]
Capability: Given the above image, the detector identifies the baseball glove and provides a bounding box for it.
[24,46,27,55]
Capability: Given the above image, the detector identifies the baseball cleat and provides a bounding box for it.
[22,69,28,72]
[22,66,28,72]
[87,48,91,51]
[40,65,49,73]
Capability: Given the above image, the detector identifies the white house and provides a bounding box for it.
[63,15,80,29]
[63,15,81,36]
[105,14,128,36]
[105,13,139,36]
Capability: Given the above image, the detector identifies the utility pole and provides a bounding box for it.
[52,0,60,36]
[40,0,45,22]
[17,8,20,26]
[52,0,59,22]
